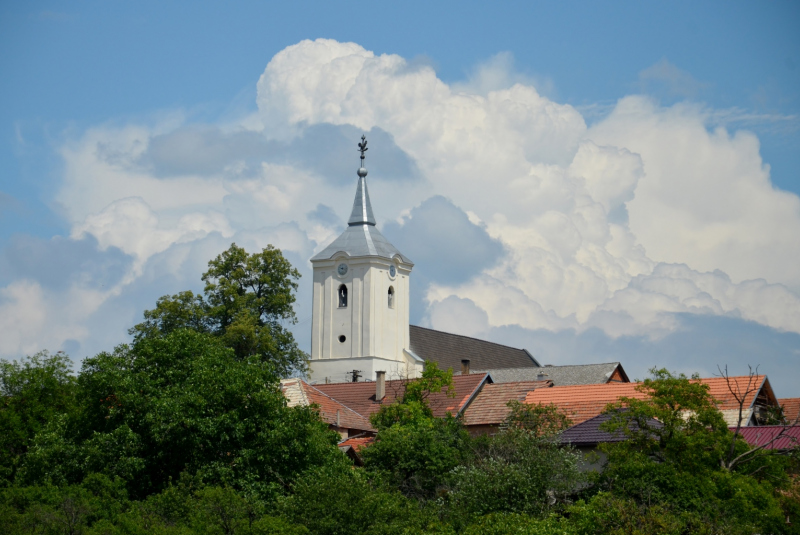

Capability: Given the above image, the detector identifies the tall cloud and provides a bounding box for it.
[1,39,798,395]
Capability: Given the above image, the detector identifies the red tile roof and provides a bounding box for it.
[281,379,374,432]
[524,383,647,425]
[463,380,551,426]
[523,376,767,425]
[702,376,766,410]
[780,398,800,424]
[314,373,489,419]
[338,435,375,451]
[733,426,800,450]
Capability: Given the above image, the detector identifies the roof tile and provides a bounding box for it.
[463,380,551,426]
[477,363,628,386]
[314,373,489,419]
[281,379,374,432]
[524,376,768,425]
[410,326,538,371]
[780,398,800,424]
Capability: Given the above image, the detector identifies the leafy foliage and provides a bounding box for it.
[594,368,796,533]
[445,428,583,521]
[0,351,77,484]
[130,243,306,376]
[19,330,340,499]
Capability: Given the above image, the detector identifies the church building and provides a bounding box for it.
[307,136,542,384]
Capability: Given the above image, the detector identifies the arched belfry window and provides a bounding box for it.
[338,284,348,308]
[388,286,394,308]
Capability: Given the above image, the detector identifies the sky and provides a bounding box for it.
[1,1,799,395]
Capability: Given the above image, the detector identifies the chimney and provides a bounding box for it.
[376,371,386,401]
[461,359,470,375]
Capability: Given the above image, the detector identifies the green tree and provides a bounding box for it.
[593,369,792,534]
[368,361,455,430]
[362,363,469,499]
[444,422,583,525]
[130,243,305,377]
[0,351,77,484]
[19,330,340,499]
[280,462,452,535]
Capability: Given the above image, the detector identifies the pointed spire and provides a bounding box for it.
[348,135,376,226]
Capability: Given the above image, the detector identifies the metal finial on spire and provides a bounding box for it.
[357,135,368,178]
[358,134,368,164]
[350,135,375,225]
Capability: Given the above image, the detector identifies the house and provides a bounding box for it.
[701,376,780,426]
[280,378,374,439]
[461,380,552,435]
[558,412,664,471]
[522,375,780,427]
[476,362,629,386]
[313,372,489,421]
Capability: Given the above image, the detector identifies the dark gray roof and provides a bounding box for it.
[560,412,663,447]
[477,363,628,386]
[409,325,540,372]
[311,174,412,263]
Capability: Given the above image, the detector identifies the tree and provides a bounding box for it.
[595,369,791,534]
[368,361,455,430]
[130,243,306,377]
[718,365,799,472]
[18,330,340,499]
[0,351,77,484]
[279,462,451,535]
[362,363,469,499]
[442,402,583,527]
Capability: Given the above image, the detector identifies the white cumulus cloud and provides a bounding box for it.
[3,38,799,374]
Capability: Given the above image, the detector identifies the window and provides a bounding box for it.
[388,286,394,308]
[338,284,348,307]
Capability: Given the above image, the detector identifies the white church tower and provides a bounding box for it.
[308,136,422,383]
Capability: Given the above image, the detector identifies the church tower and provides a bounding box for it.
[308,136,422,383]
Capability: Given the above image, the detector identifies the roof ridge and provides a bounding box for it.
[410,325,526,352]
[478,362,620,371]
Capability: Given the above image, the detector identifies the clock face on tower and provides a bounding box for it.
[337,263,348,276]
[389,265,396,277]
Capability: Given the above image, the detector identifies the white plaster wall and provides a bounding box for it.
[309,255,414,381]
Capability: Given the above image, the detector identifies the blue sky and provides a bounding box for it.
[1,1,799,395]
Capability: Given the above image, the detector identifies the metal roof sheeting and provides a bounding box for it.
[733,426,800,450]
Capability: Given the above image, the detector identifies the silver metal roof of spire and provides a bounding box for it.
[347,172,376,226]
[310,135,413,264]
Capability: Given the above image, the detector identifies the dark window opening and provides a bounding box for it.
[338,335,346,343]
[338,284,348,307]
[388,286,395,308]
